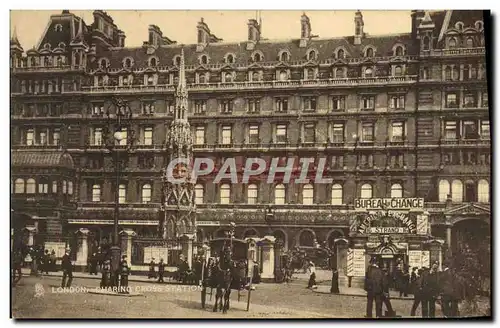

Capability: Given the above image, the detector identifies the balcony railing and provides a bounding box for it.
[11,65,86,73]
[422,47,485,57]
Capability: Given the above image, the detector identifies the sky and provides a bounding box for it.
[10,10,412,49]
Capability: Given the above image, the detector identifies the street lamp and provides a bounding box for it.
[105,97,134,287]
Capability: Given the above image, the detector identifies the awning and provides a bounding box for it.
[11,150,75,169]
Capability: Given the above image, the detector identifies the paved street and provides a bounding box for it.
[12,274,441,319]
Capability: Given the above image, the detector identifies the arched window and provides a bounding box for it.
[200,55,208,65]
[195,184,204,204]
[54,24,63,32]
[307,68,315,80]
[149,57,157,67]
[254,52,261,62]
[423,36,430,50]
[302,184,314,205]
[224,72,233,83]
[280,52,289,62]
[14,178,25,194]
[394,65,403,76]
[199,74,206,84]
[124,58,132,68]
[299,230,315,247]
[395,46,404,56]
[478,179,489,203]
[466,37,474,48]
[142,184,152,203]
[335,68,345,78]
[451,180,463,202]
[391,183,403,198]
[220,184,231,204]
[118,184,126,203]
[308,50,316,61]
[448,38,457,49]
[252,72,260,81]
[274,184,286,205]
[25,178,36,194]
[99,59,107,69]
[68,181,73,195]
[438,180,450,202]
[475,21,484,30]
[52,181,58,193]
[92,184,101,202]
[464,180,476,202]
[58,42,66,49]
[331,184,343,205]
[62,180,67,194]
[365,48,374,57]
[247,184,258,204]
[365,67,374,77]
[337,49,345,59]
[279,70,288,81]
[175,56,181,66]
[226,54,234,64]
[360,183,372,199]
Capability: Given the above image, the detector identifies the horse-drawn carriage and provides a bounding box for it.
[200,237,253,313]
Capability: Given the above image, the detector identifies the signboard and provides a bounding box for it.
[67,219,159,226]
[421,250,430,268]
[352,249,366,277]
[44,242,67,258]
[416,214,429,235]
[346,248,354,277]
[355,198,424,210]
[368,227,409,234]
[197,221,221,226]
[408,250,422,269]
[143,247,169,264]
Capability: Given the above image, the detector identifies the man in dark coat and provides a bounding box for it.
[100,259,111,288]
[421,262,440,318]
[381,267,396,317]
[364,258,387,318]
[158,258,165,283]
[90,253,99,275]
[410,268,424,316]
[119,255,130,293]
[440,263,461,317]
[410,267,418,295]
[400,266,410,297]
[61,249,73,288]
[148,258,156,279]
[12,251,23,285]
[330,267,340,294]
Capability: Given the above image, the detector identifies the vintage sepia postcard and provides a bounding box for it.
[10,9,491,319]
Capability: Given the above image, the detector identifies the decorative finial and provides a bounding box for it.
[11,25,19,44]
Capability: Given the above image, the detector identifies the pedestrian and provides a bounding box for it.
[148,258,157,279]
[364,257,386,318]
[12,251,23,285]
[50,250,56,272]
[440,262,461,317]
[100,259,111,288]
[381,267,397,317]
[410,268,424,316]
[400,266,409,297]
[410,267,418,295]
[306,260,317,289]
[253,261,261,284]
[42,249,50,274]
[119,255,130,293]
[158,258,165,283]
[330,267,340,294]
[61,249,73,288]
[421,262,439,318]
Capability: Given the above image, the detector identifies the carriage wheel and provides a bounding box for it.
[201,287,207,309]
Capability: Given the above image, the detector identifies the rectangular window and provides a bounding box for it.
[53,129,60,146]
[38,183,48,194]
[143,127,153,145]
[222,125,232,145]
[52,181,58,193]
[361,96,375,110]
[39,131,47,145]
[303,123,316,143]
[247,99,261,113]
[391,121,405,141]
[389,95,405,110]
[443,152,460,165]
[118,128,128,146]
[248,125,259,144]
[275,98,288,112]
[142,101,155,115]
[331,96,346,111]
[480,120,490,139]
[138,154,155,169]
[276,124,287,144]
[331,155,344,169]
[92,103,104,116]
[444,121,458,139]
[463,93,476,108]
[195,126,205,145]
[446,93,458,108]
[331,123,345,142]
[92,185,101,202]
[220,100,233,114]
[194,100,207,114]
[463,120,478,139]
[302,97,317,112]
[26,129,34,146]
[481,92,489,107]
[360,154,374,168]
[361,122,374,142]
[93,128,103,146]
[118,184,126,204]
[220,186,231,204]
[390,154,404,168]
[247,186,258,205]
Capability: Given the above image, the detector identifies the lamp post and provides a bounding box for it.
[105,97,133,286]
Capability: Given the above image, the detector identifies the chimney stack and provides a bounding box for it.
[299,13,311,48]
[354,10,364,45]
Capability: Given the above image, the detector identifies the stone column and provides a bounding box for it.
[180,234,195,269]
[245,237,258,275]
[446,226,452,254]
[26,226,37,246]
[75,228,90,269]
[260,236,276,280]
[120,229,137,265]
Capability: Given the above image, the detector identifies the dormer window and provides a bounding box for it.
[123,57,133,69]
[335,68,345,78]
[337,49,345,59]
[149,57,157,67]
[58,42,66,50]
[394,46,404,56]
[225,53,235,64]
[279,70,288,81]
[306,68,316,80]
[279,51,290,62]
[30,57,36,67]
[224,72,234,83]
[253,52,262,62]
[475,21,484,30]
[365,67,374,78]
[44,43,51,50]
[307,50,317,61]
[448,37,457,49]
[200,55,208,65]
[99,58,109,69]
[394,65,403,76]
[423,36,430,50]
[250,71,261,82]
[365,47,374,57]
[173,55,181,66]
[466,37,475,48]
[54,24,63,32]
[455,22,464,30]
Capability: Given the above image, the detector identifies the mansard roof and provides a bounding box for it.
[95,32,416,70]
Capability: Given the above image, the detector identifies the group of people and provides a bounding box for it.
[11,245,59,285]
[364,258,465,318]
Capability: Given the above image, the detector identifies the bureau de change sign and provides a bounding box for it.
[354,198,424,211]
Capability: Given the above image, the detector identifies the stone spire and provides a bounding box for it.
[10,25,23,53]
[71,17,86,46]
[174,48,188,122]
